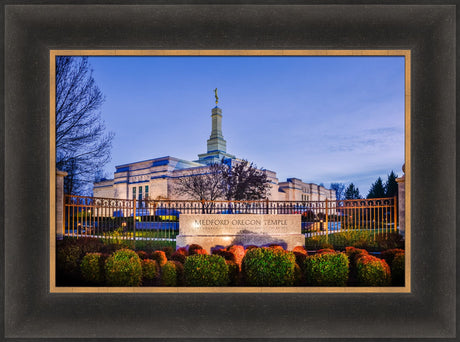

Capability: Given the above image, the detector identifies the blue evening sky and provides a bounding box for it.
[88,56,405,196]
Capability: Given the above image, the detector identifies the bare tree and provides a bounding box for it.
[330,182,346,201]
[221,160,271,201]
[55,56,114,195]
[173,160,271,202]
[172,164,226,201]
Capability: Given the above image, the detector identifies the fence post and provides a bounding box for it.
[56,169,68,240]
[266,198,269,214]
[396,163,405,236]
[325,198,329,237]
[133,198,137,242]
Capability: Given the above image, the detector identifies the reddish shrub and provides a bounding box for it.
[136,251,149,260]
[317,248,336,255]
[193,248,208,255]
[268,244,285,250]
[170,251,187,264]
[345,247,369,265]
[245,245,258,251]
[227,245,245,266]
[292,246,308,255]
[188,244,204,255]
[293,251,308,270]
[216,250,236,262]
[380,249,405,267]
[356,254,391,286]
[161,246,175,259]
[151,250,167,267]
[176,247,188,256]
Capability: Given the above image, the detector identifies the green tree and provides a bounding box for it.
[344,183,361,199]
[384,170,399,198]
[367,177,386,199]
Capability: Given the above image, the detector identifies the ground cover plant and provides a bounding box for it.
[305,230,404,251]
[56,237,404,287]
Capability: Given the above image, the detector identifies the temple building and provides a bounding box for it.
[93,94,336,202]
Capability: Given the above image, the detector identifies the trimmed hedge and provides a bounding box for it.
[184,254,229,286]
[304,252,349,286]
[226,260,240,286]
[188,244,205,255]
[227,245,245,266]
[151,251,168,267]
[142,259,159,281]
[391,252,405,286]
[242,247,296,286]
[161,261,179,286]
[380,249,405,267]
[80,253,105,284]
[105,249,142,286]
[170,251,187,264]
[356,254,391,286]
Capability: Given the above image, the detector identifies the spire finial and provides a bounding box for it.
[214,88,219,105]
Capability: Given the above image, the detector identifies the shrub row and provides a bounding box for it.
[58,238,404,287]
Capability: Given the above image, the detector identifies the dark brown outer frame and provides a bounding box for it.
[3,3,456,341]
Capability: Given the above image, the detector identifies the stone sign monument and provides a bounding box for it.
[177,214,304,252]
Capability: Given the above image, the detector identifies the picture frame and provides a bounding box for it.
[2,2,456,340]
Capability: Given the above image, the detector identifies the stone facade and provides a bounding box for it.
[93,104,336,202]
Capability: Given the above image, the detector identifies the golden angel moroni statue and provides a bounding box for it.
[214,88,219,105]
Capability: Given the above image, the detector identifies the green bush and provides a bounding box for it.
[380,248,405,267]
[242,247,296,286]
[161,261,178,286]
[184,254,229,286]
[105,249,142,286]
[356,254,391,286]
[375,232,404,250]
[391,252,405,286]
[226,260,240,286]
[80,253,105,284]
[142,259,159,280]
[56,244,81,278]
[304,252,349,286]
[173,261,185,286]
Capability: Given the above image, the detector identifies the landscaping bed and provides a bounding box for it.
[56,237,405,287]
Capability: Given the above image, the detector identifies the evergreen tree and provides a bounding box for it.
[367,177,386,199]
[344,183,361,199]
[384,170,399,198]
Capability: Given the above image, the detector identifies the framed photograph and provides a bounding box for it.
[50,49,410,294]
[3,3,456,340]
